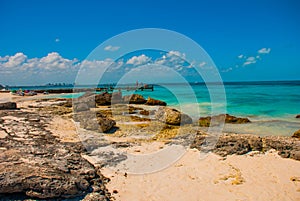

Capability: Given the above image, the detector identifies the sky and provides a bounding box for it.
[0,0,300,85]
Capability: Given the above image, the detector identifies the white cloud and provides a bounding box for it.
[166,50,186,59]
[0,55,9,62]
[0,52,80,85]
[79,58,113,69]
[155,50,186,66]
[3,52,27,68]
[55,38,60,42]
[199,62,206,67]
[238,54,244,59]
[38,52,78,70]
[222,67,233,73]
[126,54,151,66]
[104,45,120,52]
[243,56,257,66]
[258,48,271,54]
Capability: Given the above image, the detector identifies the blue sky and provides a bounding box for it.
[0,0,300,85]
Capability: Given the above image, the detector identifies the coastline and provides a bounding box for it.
[0,92,299,200]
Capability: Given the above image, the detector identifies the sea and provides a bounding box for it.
[8,80,300,137]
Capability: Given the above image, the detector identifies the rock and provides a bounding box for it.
[140,109,150,115]
[155,107,192,126]
[74,103,90,112]
[292,129,300,138]
[123,94,146,104]
[191,133,263,156]
[95,92,112,106]
[111,91,123,104]
[74,111,116,133]
[83,192,108,201]
[60,99,73,107]
[74,93,96,108]
[263,136,300,160]
[199,114,250,127]
[0,102,17,110]
[296,114,300,118]
[145,97,167,106]
[0,110,111,200]
[198,117,211,127]
[191,133,300,160]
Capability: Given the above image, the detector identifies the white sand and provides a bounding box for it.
[2,92,298,201]
[102,147,300,201]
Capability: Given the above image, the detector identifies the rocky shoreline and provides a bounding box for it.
[0,92,299,200]
[0,108,112,200]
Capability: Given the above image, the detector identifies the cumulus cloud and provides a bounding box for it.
[0,52,79,85]
[155,50,186,66]
[238,54,244,59]
[166,50,186,59]
[104,45,120,51]
[258,48,271,54]
[126,54,151,66]
[3,52,27,68]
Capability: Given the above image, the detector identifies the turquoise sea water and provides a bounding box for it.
[121,81,300,137]
[11,81,300,136]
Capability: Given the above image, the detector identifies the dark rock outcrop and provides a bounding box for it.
[74,111,116,133]
[0,102,17,110]
[0,110,111,200]
[140,109,150,116]
[145,97,167,106]
[95,92,112,106]
[296,115,300,118]
[74,103,90,112]
[191,134,263,156]
[155,107,192,126]
[263,136,300,160]
[123,94,146,104]
[191,133,300,160]
[199,114,250,127]
[73,91,122,107]
[292,129,300,138]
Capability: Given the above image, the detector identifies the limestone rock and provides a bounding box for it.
[0,102,17,110]
[292,129,300,138]
[95,92,112,106]
[145,97,167,106]
[191,133,263,156]
[263,136,300,160]
[74,103,90,112]
[191,133,300,160]
[155,107,192,126]
[123,94,146,104]
[0,110,111,200]
[74,111,116,133]
[199,114,250,127]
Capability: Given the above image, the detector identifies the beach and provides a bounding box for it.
[0,91,299,200]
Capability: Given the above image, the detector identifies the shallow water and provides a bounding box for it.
[123,81,300,136]
[23,81,300,136]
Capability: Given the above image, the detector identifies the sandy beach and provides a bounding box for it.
[0,92,300,201]
[102,148,300,201]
